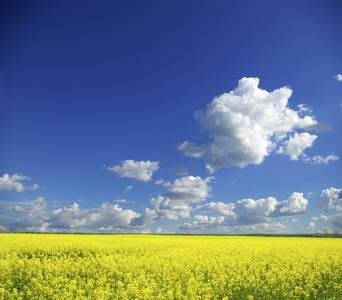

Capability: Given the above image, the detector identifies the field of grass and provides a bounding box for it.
[1,234,342,299]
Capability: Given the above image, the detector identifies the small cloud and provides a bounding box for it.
[154,179,163,185]
[311,214,331,222]
[303,154,339,164]
[156,227,163,234]
[114,199,127,203]
[107,160,159,182]
[306,222,316,230]
[125,185,133,193]
[334,74,342,81]
[178,141,206,159]
[298,104,312,114]
[28,184,39,190]
[114,199,135,204]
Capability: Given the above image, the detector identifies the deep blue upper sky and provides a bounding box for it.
[1,0,341,234]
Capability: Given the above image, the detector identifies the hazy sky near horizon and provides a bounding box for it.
[1,0,341,234]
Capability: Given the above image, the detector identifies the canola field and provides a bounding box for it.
[1,234,342,299]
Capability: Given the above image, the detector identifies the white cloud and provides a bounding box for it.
[130,176,214,226]
[125,185,133,192]
[178,77,327,172]
[165,176,214,204]
[303,154,339,164]
[270,192,308,217]
[336,205,342,212]
[28,184,39,190]
[154,197,192,220]
[194,201,235,215]
[10,197,143,233]
[108,160,159,182]
[313,188,342,233]
[232,192,308,224]
[311,214,331,222]
[129,207,159,227]
[297,104,312,114]
[315,187,342,212]
[113,199,135,204]
[0,174,31,193]
[289,218,299,223]
[11,197,49,231]
[0,199,32,212]
[180,219,287,234]
[177,142,207,159]
[179,215,225,231]
[51,202,139,230]
[334,74,342,81]
[233,197,278,224]
[230,222,287,234]
[306,222,316,231]
[317,213,342,234]
[179,192,308,232]
[276,133,317,160]
[317,226,335,234]
[154,179,164,185]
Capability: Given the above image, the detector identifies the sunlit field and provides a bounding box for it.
[1,234,342,299]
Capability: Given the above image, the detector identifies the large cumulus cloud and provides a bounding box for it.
[178,77,335,172]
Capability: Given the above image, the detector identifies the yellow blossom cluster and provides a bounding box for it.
[1,234,342,299]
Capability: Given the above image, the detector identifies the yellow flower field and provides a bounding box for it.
[1,234,342,299]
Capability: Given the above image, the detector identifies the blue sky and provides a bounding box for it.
[1,0,341,234]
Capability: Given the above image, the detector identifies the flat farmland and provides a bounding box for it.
[1,234,342,299]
